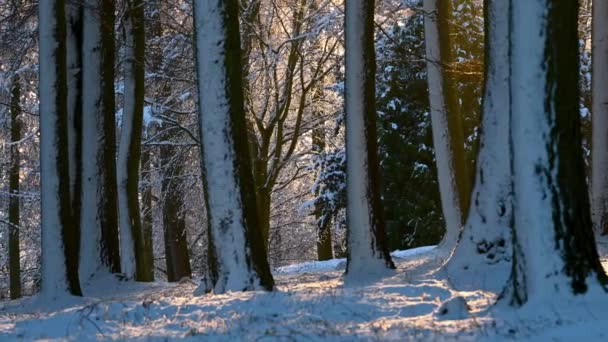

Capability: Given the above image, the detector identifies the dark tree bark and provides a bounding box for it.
[99,0,120,273]
[9,76,22,299]
[160,149,192,282]
[66,0,83,264]
[344,0,394,277]
[38,0,82,297]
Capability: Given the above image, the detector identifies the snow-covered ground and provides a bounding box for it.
[1,244,608,341]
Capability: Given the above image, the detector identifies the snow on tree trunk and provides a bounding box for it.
[66,0,83,261]
[592,0,608,236]
[118,0,153,281]
[80,0,121,285]
[423,0,471,252]
[38,0,82,298]
[9,76,22,299]
[193,0,274,294]
[444,0,512,292]
[344,0,394,279]
[506,0,608,306]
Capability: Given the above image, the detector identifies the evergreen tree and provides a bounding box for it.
[308,145,347,254]
[311,89,334,261]
[376,7,444,250]
[452,0,484,177]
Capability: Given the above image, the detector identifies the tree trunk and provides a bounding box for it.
[38,0,82,297]
[80,0,121,284]
[66,0,83,263]
[240,0,268,254]
[118,0,153,281]
[193,0,274,293]
[9,76,21,299]
[592,0,608,236]
[444,0,512,292]
[160,142,192,282]
[140,128,155,279]
[257,186,271,253]
[312,95,333,261]
[506,0,608,306]
[344,0,394,278]
[317,219,334,261]
[423,0,471,251]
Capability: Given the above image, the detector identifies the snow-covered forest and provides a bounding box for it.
[1,0,608,340]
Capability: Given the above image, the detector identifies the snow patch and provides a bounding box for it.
[434,296,470,320]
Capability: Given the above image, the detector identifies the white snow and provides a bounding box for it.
[38,0,71,300]
[2,246,608,341]
[143,105,162,126]
[444,0,512,292]
[276,246,436,275]
[80,0,110,284]
[117,12,137,280]
[434,296,470,320]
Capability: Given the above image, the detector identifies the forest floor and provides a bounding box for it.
[2,242,608,341]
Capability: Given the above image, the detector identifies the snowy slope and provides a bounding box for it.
[275,245,436,274]
[1,245,607,341]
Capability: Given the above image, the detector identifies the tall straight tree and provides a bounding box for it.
[38,0,82,298]
[9,76,22,299]
[66,0,83,261]
[118,0,154,281]
[506,0,607,306]
[80,0,121,283]
[423,0,471,251]
[193,0,274,293]
[312,100,333,262]
[344,0,394,278]
[445,0,512,291]
[592,0,608,236]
